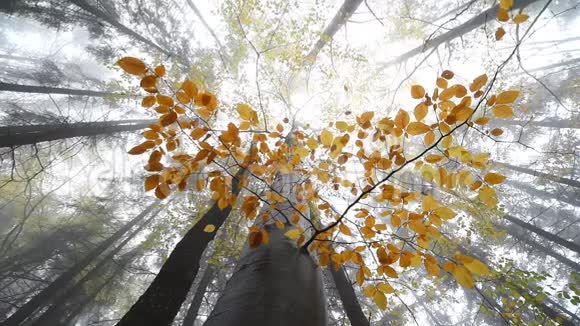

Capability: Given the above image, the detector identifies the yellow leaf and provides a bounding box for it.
[434,207,456,219]
[474,117,490,125]
[500,0,513,9]
[117,57,147,75]
[424,131,435,145]
[156,94,174,107]
[237,103,253,120]
[479,186,498,207]
[407,122,431,136]
[182,80,198,98]
[495,27,506,41]
[339,223,352,236]
[336,121,349,131]
[497,8,509,22]
[492,105,513,118]
[411,85,425,99]
[284,228,301,239]
[203,224,216,232]
[142,96,156,107]
[496,90,520,104]
[320,129,333,147]
[373,291,388,310]
[464,258,493,277]
[414,103,428,121]
[513,14,529,24]
[484,172,506,184]
[154,65,166,77]
[452,266,475,288]
[422,195,438,211]
[425,154,444,163]
[469,74,488,92]
[395,110,410,129]
[491,128,504,136]
[306,138,318,150]
[144,174,159,191]
[377,282,395,294]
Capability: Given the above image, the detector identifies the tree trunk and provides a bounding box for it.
[68,0,173,58]
[0,81,119,97]
[0,202,159,326]
[0,119,155,148]
[506,180,579,207]
[495,161,580,189]
[203,223,327,326]
[116,167,247,326]
[503,223,580,271]
[306,0,363,61]
[328,261,369,326]
[29,209,161,326]
[379,0,541,69]
[504,215,580,254]
[182,265,214,326]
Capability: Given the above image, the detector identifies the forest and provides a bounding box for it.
[0,0,578,325]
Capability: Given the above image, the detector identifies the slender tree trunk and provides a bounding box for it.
[116,167,247,326]
[182,266,214,326]
[524,57,580,73]
[204,223,327,326]
[492,118,580,129]
[0,81,119,97]
[68,0,173,58]
[494,161,580,189]
[306,0,363,61]
[0,119,155,148]
[503,223,580,271]
[504,215,580,254]
[506,180,579,207]
[0,202,158,326]
[29,209,161,326]
[328,261,369,326]
[379,0,541,69]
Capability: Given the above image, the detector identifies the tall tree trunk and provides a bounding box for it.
[182,265,214,326]
[328,261,369,326]
[502,223,580,271]
[494,161,580,189]
[504,215,580,254]
[68,0,173,58]
[116,167,247,326]
[0,119,155,148]
[0,81,119,97]
[506,180,579,207]
[205,164,327,326]
[492,118,580,129]
[379,0,541,69]
[306,0,363,61]
[203,224,327,326]
[0,202,159,326]
[29,209,161,326]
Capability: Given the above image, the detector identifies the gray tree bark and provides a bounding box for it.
[495,161,580,189]
[182,265,214,326]
[0,81,119,97]
[328,261,369,326]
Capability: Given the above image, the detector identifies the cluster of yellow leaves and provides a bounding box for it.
[120,57,518,311]
[495,0,529,41]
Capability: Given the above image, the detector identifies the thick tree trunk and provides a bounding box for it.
[504,215,580,254]
[68,0,173,58]
[495,161,580,189]
[182,265,214,326]
[116,168,246,326]
[503,223,580,271]
[29,209,161,326]
[0,81,119,97]
[306,0,363,61]
[0,202,158,326]
[0,119,155,148]
[204,223,327,326]
[492,118,580,129]
[328,261,369,326]
[379,0,541,69]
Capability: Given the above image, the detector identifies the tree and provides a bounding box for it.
[0,81,120,97]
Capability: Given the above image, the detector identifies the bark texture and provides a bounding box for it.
[204,224,327,326]
[182,266,214,326]
[116,168,246,326]
[0,119,155,148]
[328,261,369,326]
[505,215,580,254]
[495,161,580,189]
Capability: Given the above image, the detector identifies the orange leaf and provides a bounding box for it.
[144,174,159,191]
[117,57,147,75]
[406,122,431,136]
[411,85,425,99]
